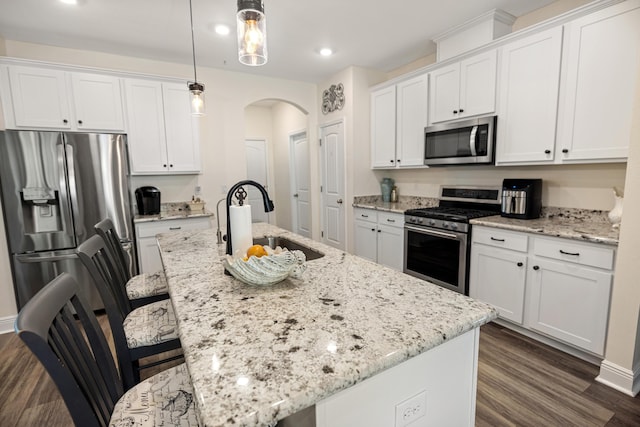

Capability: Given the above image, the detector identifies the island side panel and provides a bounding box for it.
[315,328,479,427]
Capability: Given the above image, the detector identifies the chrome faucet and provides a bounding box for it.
[225,180,274,255]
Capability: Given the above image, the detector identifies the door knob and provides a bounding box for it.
[293,193,299,198]
[337,199,343,204]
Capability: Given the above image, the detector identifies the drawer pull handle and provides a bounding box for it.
[387,219,395,223]
[559,249,579,256]
[361,214,368,218]
[169,227,182,230]
[517,262,523,267]
[490,237,505,242]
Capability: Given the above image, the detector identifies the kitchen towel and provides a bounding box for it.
[230,204,253,258]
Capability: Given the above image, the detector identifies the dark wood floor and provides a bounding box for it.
[0,321,638,426]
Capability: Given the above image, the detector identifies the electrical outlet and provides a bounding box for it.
[395,390,427,427]
[194,185,201,195]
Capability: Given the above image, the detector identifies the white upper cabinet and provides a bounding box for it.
[69,72,125,131]
[395,74,429,167]
[4,65,124,131]
[429,50,497,123]
[370,85,397,168]
[495,27,563,165]
[371,73,428,169]
[125,79,200,175]
[556,0,640,163]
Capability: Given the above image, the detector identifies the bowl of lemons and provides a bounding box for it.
[224,244,307,286]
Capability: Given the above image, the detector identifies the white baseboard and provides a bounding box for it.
[596,359,640,397]
[0,315,16,334]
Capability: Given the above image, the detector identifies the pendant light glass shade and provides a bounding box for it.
[237,0,267,66]
[189,82,205,116]
[187,0,205,115]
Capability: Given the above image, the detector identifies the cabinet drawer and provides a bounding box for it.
[354,208,377,223]
[472,226,528,252]
[533,236,615,270]
[136,217,211,238]
[377,211,404,228]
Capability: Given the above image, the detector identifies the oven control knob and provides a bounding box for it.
[450,223,458,230]
[442,222,449,228]
[417,218,423,224]
[428,219,436,226]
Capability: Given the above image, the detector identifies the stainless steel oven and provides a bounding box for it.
[403,186,502,295]
[404,222,468,294]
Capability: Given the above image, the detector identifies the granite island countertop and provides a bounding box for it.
[470,207,620,246]
[157,224,497,426]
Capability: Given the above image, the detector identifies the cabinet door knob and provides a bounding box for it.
[517,262,523,267]
[169,164,174,168]
[544,149,551,154]
[562,148,569,154]
[371,228,375,232]
[377,229,381,233]
[533,265,540,270]
[337,199,343,204]
[163,164,167,167]
[397,159,400,163]
[78,120,83,125]
[453,110,458,114]
[390,159,394,163]
[459,108,464,113]
[63,119,68,124]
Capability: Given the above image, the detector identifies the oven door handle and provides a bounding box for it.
[469,125,478,156]
[405,225,461,240]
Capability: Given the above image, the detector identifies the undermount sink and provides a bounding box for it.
[253,236,325,261]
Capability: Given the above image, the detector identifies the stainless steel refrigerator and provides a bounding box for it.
[0,130,135,310]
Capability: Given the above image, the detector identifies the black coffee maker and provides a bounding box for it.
[501,179,542,219]
[135,186,161,215]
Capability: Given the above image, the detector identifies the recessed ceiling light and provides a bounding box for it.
[320,48,333,57]
[59,0,78,4]
[215,25,230,36]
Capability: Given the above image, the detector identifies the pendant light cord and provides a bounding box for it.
[189,0,198,83]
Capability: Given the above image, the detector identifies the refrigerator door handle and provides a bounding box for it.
[65,143,85,238]
[15,252,78,263]
[56,142,76,242]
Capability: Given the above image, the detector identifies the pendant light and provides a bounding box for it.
[188,0,205,115]
[236,0,267,66]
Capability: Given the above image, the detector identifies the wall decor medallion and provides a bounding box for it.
[322,83,345,114]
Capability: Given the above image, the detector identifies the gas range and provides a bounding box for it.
[405,186,502,233]
[403,185,502,295]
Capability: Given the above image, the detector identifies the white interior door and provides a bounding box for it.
[320,122,345,250]
[290,132,311,238]
[245,139,270,223]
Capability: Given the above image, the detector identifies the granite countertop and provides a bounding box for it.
[157,224,496,427]
[352,195,438,213]
[134,201,214,223]
[470,207,620,246]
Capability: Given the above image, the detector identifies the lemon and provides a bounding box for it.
[246,244,268,258]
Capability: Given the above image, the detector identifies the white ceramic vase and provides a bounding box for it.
[608,188,623,228]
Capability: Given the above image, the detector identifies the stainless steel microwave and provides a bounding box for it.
[424,116,496,166]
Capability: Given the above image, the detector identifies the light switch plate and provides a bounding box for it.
[395,390,427,427]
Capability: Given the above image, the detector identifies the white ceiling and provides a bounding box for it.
[0,0,558,83]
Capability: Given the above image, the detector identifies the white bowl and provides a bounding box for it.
[224,249,306,286]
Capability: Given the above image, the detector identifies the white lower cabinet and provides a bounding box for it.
[470,225,615,356]
[354,208,404,271]
[135,217,211,274]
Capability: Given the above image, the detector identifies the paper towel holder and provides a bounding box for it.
[225,180,275,256]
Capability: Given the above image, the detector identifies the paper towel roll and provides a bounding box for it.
[230,204,253,257]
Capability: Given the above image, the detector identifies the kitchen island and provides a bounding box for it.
[157,224,496,426]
